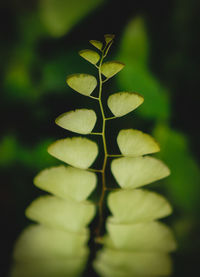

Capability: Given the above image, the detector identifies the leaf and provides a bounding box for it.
[117,129,160,157]
[94,261,131,277]
[13,224,88,260]
[119,16,149,65]
[34,165,97,202]
[153,124,200,213]
[48,137,98,169]
[104,34,115,44]
[108,189,172,223]
[55,109,97,134]
[89,40,103,50]
[79,49,100,65]
[11,257,87,277]
[101,61,125,78]
[107,92,144,117]
[111,156,170,189]
[106,221,176,252]
[26,196,96,233]
[66,74,97,96]
[95,249,172,276]
[39,0,104,37]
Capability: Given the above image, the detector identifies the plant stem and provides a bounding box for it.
[90,132,103,135]
[95,50,108,238]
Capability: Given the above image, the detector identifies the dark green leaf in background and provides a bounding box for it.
[39,0,105,37]
[153,124,200,215]
[117,16,170,120]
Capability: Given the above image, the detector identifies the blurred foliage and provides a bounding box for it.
[0,0,200,277]
[0,135,18,167]
[0,134,57,170]
[3,0,105,102]
[154,124,200,214]
[39,0,105,37]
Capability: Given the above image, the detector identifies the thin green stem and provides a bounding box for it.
[89,95,99,100]
[102,77,110,83]
[93,39,116,238]
[95,49,109,238]
[103,41,113,58]
[105,116,117,120]
[90,132,103,136]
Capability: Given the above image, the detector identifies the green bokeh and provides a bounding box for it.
[1,1,200,276]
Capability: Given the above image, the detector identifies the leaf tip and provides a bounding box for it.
[89,40,103,51]
[104,34,115,44]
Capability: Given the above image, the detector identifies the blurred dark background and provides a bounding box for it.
[0,0,200,276]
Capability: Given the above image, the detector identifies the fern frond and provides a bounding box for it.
[10,34,176,277]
